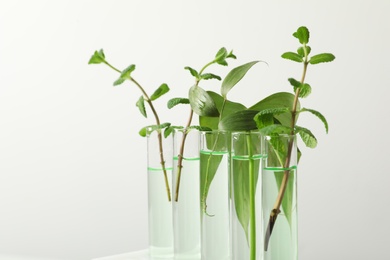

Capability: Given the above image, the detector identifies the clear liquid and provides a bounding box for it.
[200,151,230,260]
[172,157,201,258]
[231,155,263,260]
[263,167,297,260]
[148,168,174,258]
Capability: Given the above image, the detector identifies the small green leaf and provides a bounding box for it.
[281,52,303,63]
[218,110,258,131]
[114,64,136,86]
[189,86,219,117]
[215,47,228,64]
[150,83,170,101]
[254,107,290,129]
[88,49,106,64]
[184,66,199,78]
[167,98,190,109]
[121,64,136,78]
[293,26,310,44]
[139,123,171,137]
[298,83,312,98]
[136,96,147,118]
[164,126,173,138]
[288,78,301,88]
[113,77,126,86]
[295,126,317,148]
[309,53,335,64]
[227,50,237,59]
[299,108,329,133]
[200,73,221,81]
[221,61,260,98]
[297,46,311,57]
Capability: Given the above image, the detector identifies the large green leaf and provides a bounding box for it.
[231,134,261,241]
[249,92,298,127]
[189,86,219,117]
[218,110,258,131]
[199,91,246,130]
[221,61,259,98]
[309,53,335,64]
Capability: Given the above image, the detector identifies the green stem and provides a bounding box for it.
[264,46,309,250]
[246,132,256,260]
[104,61,172,201]
[174,59,217,202]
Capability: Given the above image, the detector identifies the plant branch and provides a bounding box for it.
[264,50,308,250]
[104,61,172,201]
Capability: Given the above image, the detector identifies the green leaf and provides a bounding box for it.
[221,61,260,98]
[114,64,136,86]
[293,26,310,44]
[249,92,298,127]
[200,73,221,81]
[167,98,190,109]
[297,46,311,57]
[215,47,228,65]
[121,64,136,77]
[136,96,147,118]
[218,110,258,131]
[259,124,293,136]
[288,78,301,88]
[188,125,212,131]
[138,123,171,137]
[299,108,329,133]
[281,52,303,63]
[227,50,237,59]
[298,83,312,98]
[88,49,106,64]
[254,107,290,129]
[231,134,261,240]
[164,126,174,138]
[150,83,170,101]
[296,126,317,148]
[113,77,126,86]
[309,53,335,64]
[288,78,311,98]
[184,66,199,78]
[199,91,247,130]
[189,86,220,117]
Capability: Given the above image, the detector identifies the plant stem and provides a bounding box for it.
[105,61,172,201]
[174,60,216,202]
[246,132,256,260]
[174,109,193,201]
[264,49,308,250]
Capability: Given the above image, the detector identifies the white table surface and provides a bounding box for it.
[92,249,200,260]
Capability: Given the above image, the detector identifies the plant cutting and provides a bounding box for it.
[88,51,175,257]
[218,26,335,259]
[88,50,172,201]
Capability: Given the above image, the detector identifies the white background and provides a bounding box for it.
[1,0,389,259]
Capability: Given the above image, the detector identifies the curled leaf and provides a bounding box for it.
[299,108,329,133]
[136,96,147,118]
[189,86,219,117]
[88,49,106,64]
[185,66,199,78]
[295,126,317,148]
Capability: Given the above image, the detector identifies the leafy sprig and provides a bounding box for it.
[88,50,172,201]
